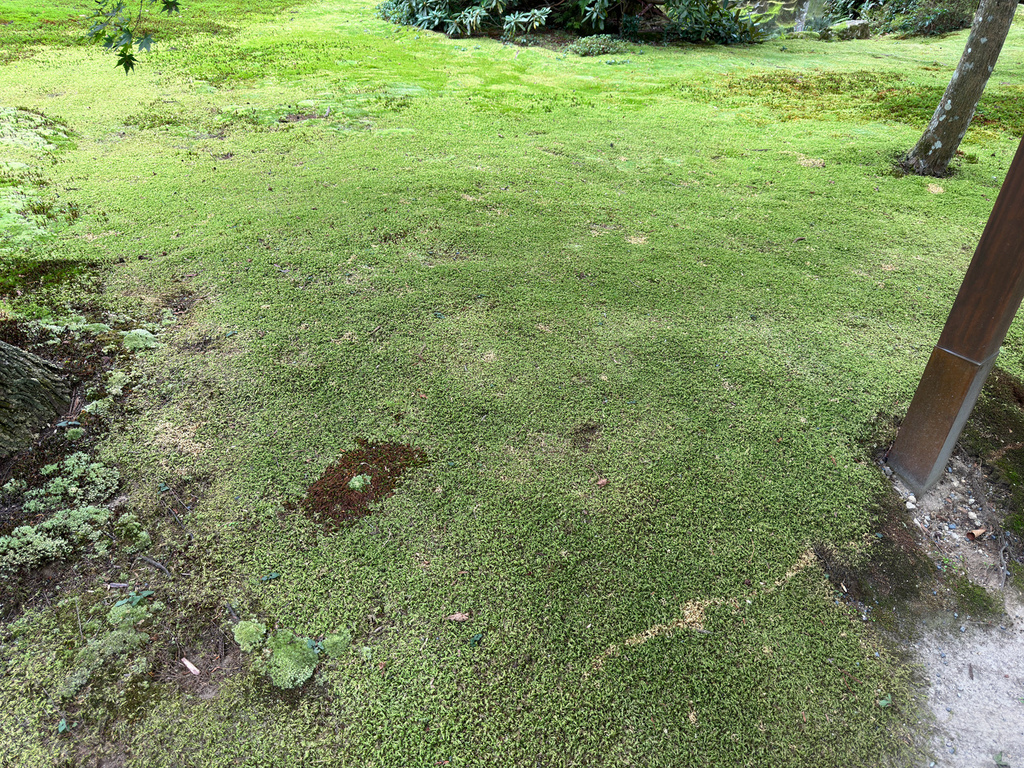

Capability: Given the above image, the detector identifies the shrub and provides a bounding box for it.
[266,629,319,689]
[825,0,875,20]
[377,0,761,45]
[566,33,627,55]
[665,0,762,43]
[377,0,550,40]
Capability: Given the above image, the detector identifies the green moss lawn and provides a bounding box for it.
[3,1,1024,765]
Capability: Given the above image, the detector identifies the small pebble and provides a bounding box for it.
[948,523,957,530]
[907,502,917,510]
[908,494,917,503]
[959,626,966,632]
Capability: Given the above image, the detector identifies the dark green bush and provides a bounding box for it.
[376,0,762,45]
[665,0,762,43]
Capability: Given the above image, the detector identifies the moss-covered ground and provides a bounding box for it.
[4,3,1024,765]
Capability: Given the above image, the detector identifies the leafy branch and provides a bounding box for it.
[87,0,180,73]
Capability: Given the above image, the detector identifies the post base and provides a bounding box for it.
[887,347,996,495]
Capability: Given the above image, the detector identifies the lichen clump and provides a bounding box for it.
[266,629,319,689]
[0,452,120,573]
[232,620,267,652]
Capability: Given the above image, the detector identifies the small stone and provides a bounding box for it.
[960,625,966,632]
[948,523,957,530]
[907,502,917,510]
[908,494,917,503]
[968,498,975,505]
[883,467,893,477]
[968,511,978,521]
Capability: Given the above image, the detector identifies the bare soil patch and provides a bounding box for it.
[291,439,426,529]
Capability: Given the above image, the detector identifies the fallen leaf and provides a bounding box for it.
[446,612,471,622]
[596,478,609,487]
[966,528,987,541]
[928,183,944,194]
[181,658,201,676]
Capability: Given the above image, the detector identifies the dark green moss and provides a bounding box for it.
[948,574,1000,616]
[0,256,98,299]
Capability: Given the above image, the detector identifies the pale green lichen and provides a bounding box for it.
[266,629,318,689]
[233,620,267,652]
[121,328,160,351]
[0,505,111,571]
[0,453,120,573]
[347,474,371,491]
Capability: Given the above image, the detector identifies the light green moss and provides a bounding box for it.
[233,620,268,652]
[121,328,160,351]
[266,630,319,689]
[112,512,151,553]
[0,453,120,572]
[322,630,351,659]
[0,505,111,571]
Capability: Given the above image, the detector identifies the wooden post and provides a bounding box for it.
[888,137,1024,494]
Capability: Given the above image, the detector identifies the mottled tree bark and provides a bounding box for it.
[901,0,1017,177]
[0,340,69,458]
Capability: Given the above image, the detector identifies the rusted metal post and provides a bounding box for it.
[888,137,1024,494]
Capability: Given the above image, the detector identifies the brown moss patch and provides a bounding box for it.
[292,440,426,529]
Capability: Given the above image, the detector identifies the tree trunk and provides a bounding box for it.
[0,340,69,458]
[901,0,1017,177]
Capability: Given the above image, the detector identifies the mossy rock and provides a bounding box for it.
[830,20,870,40]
